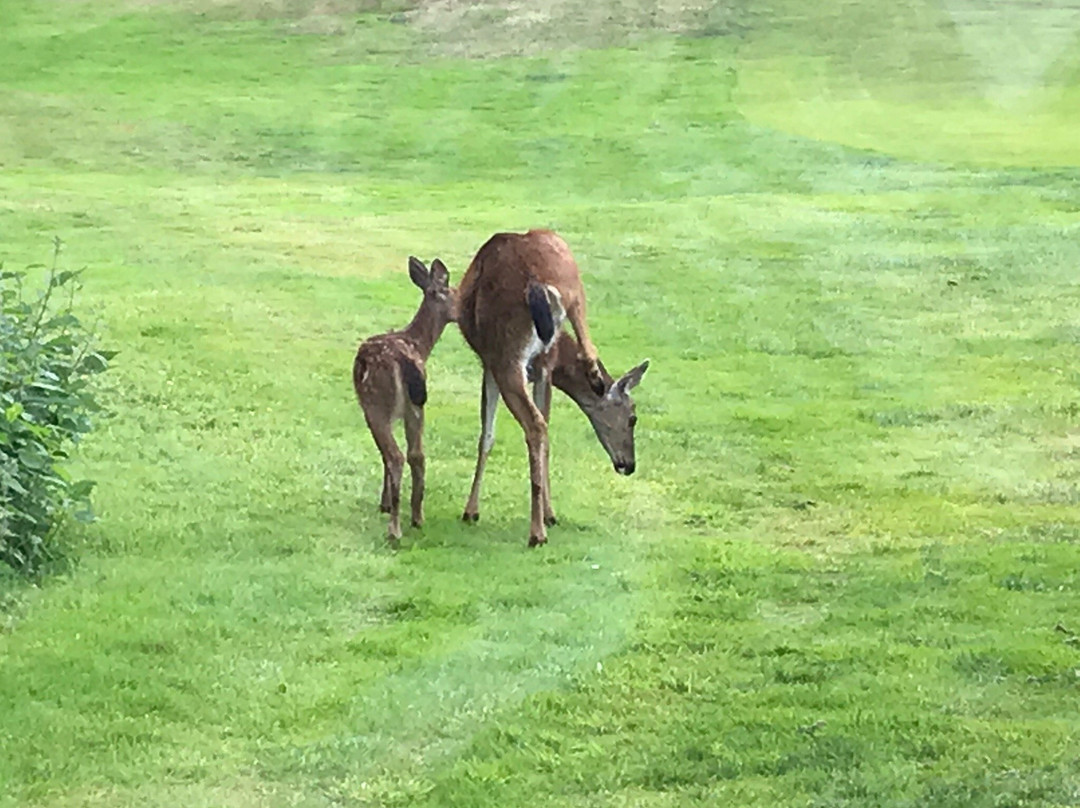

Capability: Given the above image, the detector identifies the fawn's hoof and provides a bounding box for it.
[411,517,424,528]
[462,511,479,524]
[544,514,558,527]
[528,534,547,548]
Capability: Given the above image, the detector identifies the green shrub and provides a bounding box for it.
[0,239,113,574]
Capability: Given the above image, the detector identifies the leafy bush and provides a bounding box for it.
[1,239,113,574]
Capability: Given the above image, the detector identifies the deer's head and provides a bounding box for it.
[550,333,649,475]
[409,256,458,325]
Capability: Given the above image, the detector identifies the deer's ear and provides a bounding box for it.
[429,258,450,288]
[408,256,430,290]
[614,359,649,397]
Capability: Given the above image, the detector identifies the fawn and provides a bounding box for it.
[353,257,457,541]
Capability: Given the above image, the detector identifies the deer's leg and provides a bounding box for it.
[497,370,549,548]
[404,404,425,528]
[463,367,499,523]
[366,414,405,541]
[532,371,557,527]
[565,300,606,395]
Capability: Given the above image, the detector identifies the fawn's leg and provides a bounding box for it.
[366,414,404,541]
[404,404,425,528]
[379,467,392,513]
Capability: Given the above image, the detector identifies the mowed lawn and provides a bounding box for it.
[2,0,1080,805]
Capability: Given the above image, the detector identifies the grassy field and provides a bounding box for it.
[2,0,1080,805]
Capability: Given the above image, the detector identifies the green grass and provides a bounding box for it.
[2,0,1080,805]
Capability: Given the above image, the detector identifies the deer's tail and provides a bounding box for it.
[526,281,555,344]
[527,280,570,346]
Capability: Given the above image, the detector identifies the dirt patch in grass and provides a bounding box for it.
[407,0,722,57]
[72,0,736,50]
[113,0,731,54]
[109,0,417,33]
[117,0,414,11]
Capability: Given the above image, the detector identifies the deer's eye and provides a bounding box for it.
[629,415,638,428]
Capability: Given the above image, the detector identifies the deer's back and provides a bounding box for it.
[458,230,583,362]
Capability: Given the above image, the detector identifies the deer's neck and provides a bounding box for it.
[550,331,607,409]
[551,365,591,408]
[400,302,446,357]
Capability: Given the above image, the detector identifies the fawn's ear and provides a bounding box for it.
[429,258,450,288]
[612,360,649,398]
[408,256,430,290]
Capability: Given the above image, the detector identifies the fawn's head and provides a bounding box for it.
[408,256,457,325]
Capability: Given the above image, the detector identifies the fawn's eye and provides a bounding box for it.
[629,415,638,428]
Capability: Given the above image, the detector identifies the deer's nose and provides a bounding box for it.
[614,461,635,476]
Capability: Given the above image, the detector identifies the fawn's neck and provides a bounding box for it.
[400,301,446,357]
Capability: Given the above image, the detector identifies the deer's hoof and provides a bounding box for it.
[544,514,558,527]
[528,534,547,548]
[411,517,424,528]
[462,511,479,524]
[379,503,392,514]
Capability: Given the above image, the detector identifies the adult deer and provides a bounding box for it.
[353,257,457,541]
[457,229,649,547]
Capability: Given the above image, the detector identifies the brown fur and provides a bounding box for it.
[353,257,457,541]
[457,230,649,547]
[458,229,604,393]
